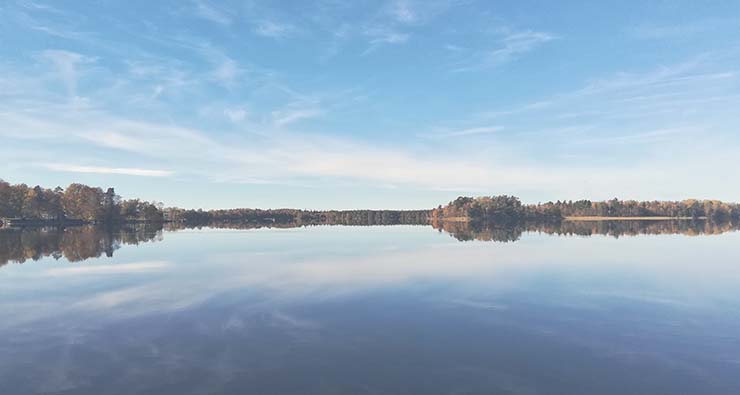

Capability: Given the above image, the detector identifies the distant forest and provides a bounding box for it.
[0,180,164,224]
[431,196,740,222]
[165,207,430,226]
[2,180,740,227]
[0,180,427,226]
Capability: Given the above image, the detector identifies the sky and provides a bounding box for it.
[1,0,740,209]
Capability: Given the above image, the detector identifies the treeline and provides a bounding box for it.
[431,196,740,222]
[430,196,561,222]
[165,207,430,226]
[0,180,429,227]
[4,180,740,227]
[0,180,164,224]
[540,198,740,220]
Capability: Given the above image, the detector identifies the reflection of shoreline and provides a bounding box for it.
[3,219,739,266]
[433,219,740,242]
[0,224,163,267]
[431,220,526,242]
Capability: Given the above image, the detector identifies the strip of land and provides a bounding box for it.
[436,217,470,222]
[2,180,738,227]
[565,216,706,221]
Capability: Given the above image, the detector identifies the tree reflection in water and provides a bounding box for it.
[0,224,163,267]
[432,219,740,242]
[1,219,738,266]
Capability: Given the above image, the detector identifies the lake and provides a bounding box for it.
[1,222,739,394]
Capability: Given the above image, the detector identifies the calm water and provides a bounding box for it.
[1,223,740,394]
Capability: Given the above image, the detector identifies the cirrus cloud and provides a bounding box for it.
[45,164,173,177]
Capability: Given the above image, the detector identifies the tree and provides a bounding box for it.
[21,186,44,219]
[62,184,104,222]
[102,188,121,223]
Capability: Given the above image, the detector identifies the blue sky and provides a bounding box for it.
[1,0,739,209]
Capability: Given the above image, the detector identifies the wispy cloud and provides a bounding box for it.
[6,85,736,200]
[3,2,740,205]
[192,0,232,25]
[452,29,556,72]
[5,0,93,44]
[254,20,295,38]
[16,1,66,14]
[2,108,532,191]
[444,44,466,52]
[388,0,417,24]
[572,127,691,145]
[490,30,555,62]
[14,11,85,40]
[362,27,409,54]
[224,107,248,122]
[68,118,218,158]
[442,126,503,137]
[46,164,173,177]
[211,57,242,88]
[628,18,736,39]
[419,125,504,139]
[40,49,94,96]
[475,54,739,127]
[384,0,462,25]
[365,27,409,45]
[272,107,324,126]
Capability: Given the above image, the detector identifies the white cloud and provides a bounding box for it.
[4,99,737,201]
[68,118,219,158]
[3,36,740,204]
[78,130,143,151]
[45,164,173,177]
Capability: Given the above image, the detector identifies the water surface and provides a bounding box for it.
[1,223,739,394]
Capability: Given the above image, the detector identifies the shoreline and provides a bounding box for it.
[433,217,470,222]
[0,215,714,229]
[0,219,165,227]
[434,216,708,222]
[564,216,706,221]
